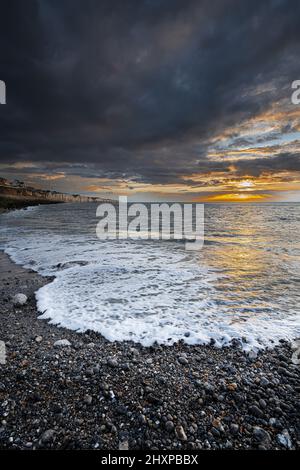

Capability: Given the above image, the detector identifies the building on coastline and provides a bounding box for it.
[0,178,112,204]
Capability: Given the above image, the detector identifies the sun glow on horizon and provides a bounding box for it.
[202,192,271,203]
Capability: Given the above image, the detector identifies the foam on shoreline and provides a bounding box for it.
[1,203,300,351]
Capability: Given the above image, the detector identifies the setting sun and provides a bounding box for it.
[238,180,255,189]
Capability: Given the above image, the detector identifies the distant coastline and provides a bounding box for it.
[0,177,111,212]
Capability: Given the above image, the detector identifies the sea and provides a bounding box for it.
[1,202,299,351]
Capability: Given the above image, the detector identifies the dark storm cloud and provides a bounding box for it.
[234,151,300,177]
[0,0,300,184]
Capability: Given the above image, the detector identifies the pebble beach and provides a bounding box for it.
[0,251,299,450]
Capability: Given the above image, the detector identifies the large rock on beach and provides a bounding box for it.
[12,293,27,306]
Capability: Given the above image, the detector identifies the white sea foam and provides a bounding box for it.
[1,205,40,219]
[1,203,300,351]
[35,260,300,351]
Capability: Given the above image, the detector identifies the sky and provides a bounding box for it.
[0,0,300,202]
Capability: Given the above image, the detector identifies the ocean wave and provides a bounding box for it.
[1,202,300,351]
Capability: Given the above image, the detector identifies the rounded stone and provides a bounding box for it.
[12,293,27,306]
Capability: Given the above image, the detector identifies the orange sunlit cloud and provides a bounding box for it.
[39,173,66,181]
[43,170,300,201]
